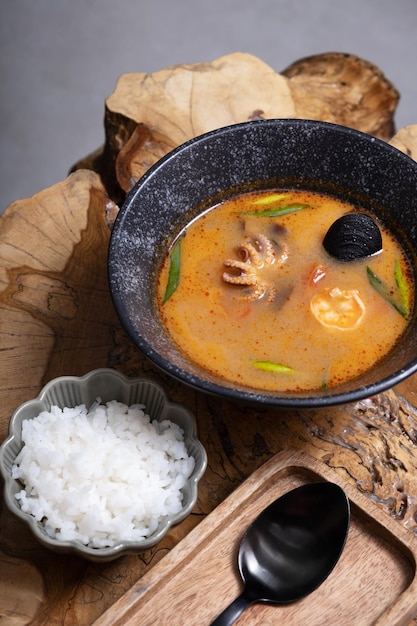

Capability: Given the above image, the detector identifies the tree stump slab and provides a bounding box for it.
[73,51,399,203]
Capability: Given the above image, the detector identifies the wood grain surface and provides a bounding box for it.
[93,450,417,626]
[1,52,417,625]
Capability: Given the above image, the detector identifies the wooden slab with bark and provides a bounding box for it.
[73,51,399,202]
[1,52,417,625]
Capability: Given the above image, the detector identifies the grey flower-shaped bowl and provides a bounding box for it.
[0,368,207,562]
[108,118,417,408]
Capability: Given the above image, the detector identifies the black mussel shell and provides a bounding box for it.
[323,212,383,262]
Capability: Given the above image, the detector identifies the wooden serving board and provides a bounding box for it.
[93,450,417,626]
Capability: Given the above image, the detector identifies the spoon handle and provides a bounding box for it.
[210,592,252,626]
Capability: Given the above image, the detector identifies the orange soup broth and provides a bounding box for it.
[157,190,413,392]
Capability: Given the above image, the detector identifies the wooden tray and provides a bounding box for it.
[93,450,417,626]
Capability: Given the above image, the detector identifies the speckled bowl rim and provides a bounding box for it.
[0,368,207,562]
[108,118,417,408]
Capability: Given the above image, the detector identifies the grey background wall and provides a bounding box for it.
[1,0,416,213]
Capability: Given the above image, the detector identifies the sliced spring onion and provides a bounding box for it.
[238,203,310,218]
[394,259,411,318]
[366,266,408,318]
[251,360,295,374]
[162,237,182,304]
[252,192,289,205]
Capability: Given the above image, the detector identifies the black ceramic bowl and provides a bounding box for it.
[108,119,417,408]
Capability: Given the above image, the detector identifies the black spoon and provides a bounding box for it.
[210,481,350,626]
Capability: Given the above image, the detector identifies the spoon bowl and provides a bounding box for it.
[211,481,350,625]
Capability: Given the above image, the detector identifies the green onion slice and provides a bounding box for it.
[252,193,289,205]
[394,259,411,318]
[162,237,182,304]
[238,203,310,218]
[251,360,295,374]
[366,266,409,318]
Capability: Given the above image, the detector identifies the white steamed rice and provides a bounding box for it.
[12,400,195,548]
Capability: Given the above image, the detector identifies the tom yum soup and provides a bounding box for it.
[157,190,414,393]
